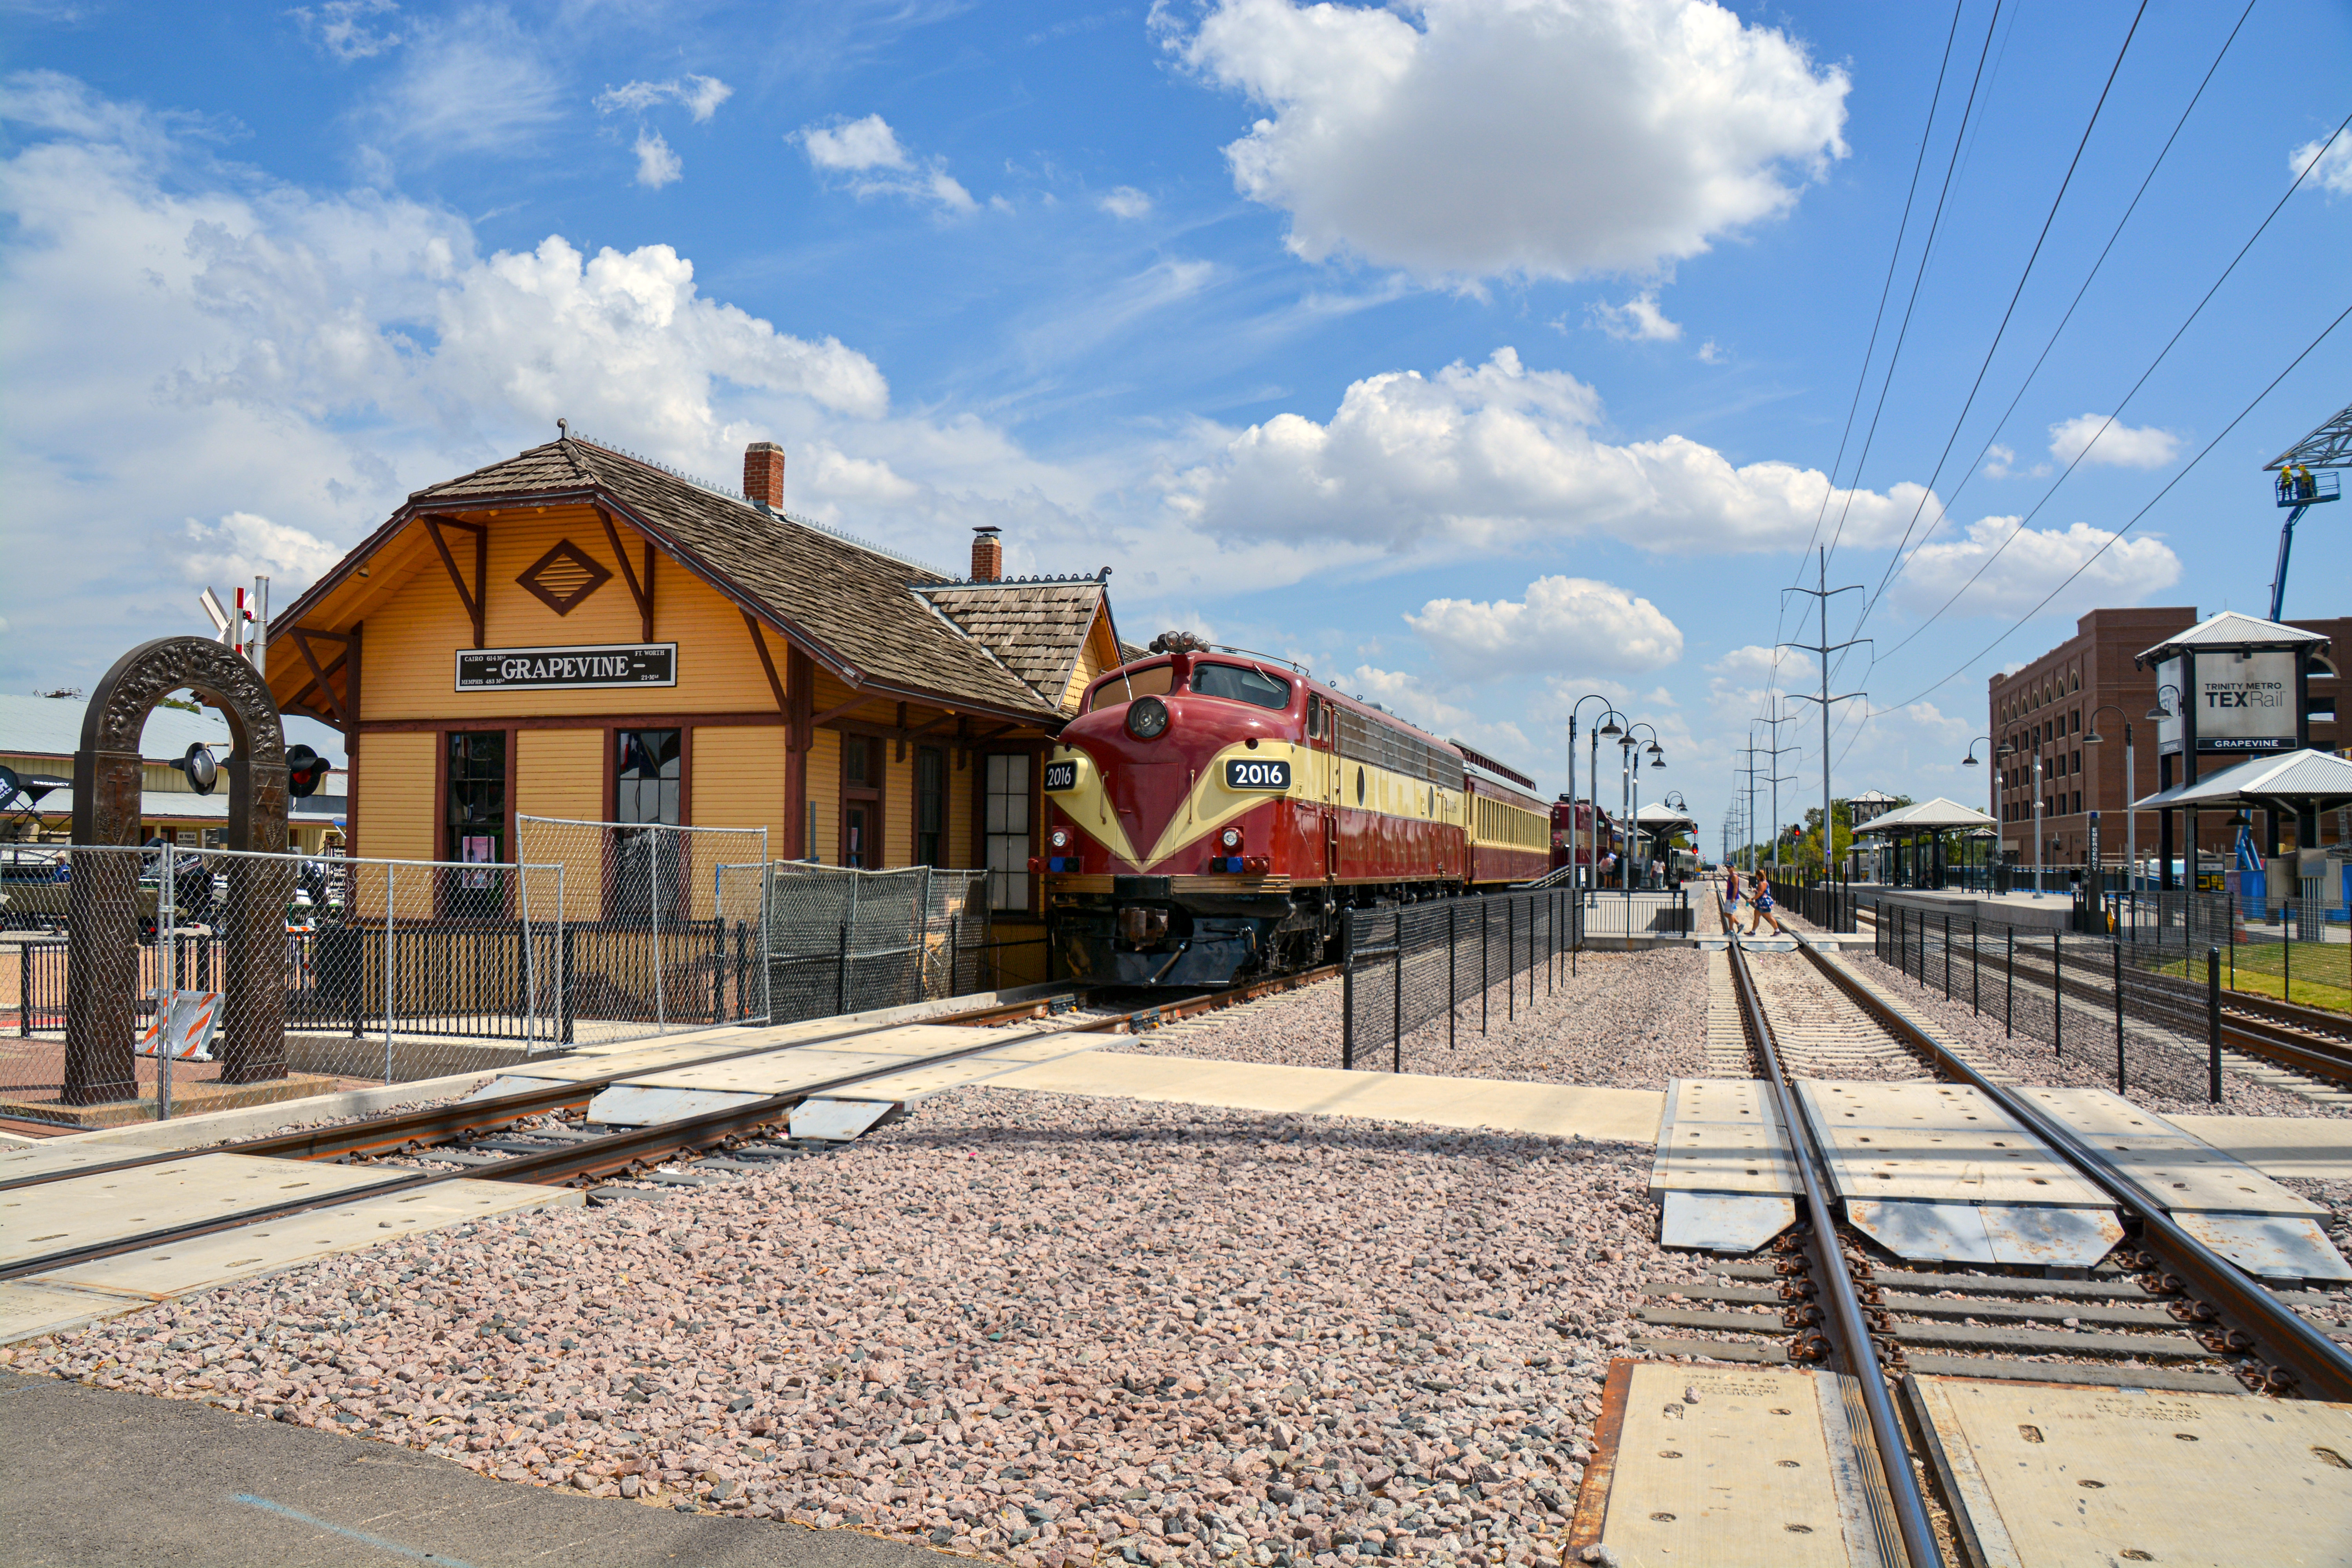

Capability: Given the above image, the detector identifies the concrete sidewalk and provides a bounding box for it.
[1,1372,945,1568]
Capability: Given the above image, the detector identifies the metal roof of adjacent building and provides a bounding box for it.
[0,693,235,762]
[1853,797,1996,834]
[2137,611,2332,663]
[2132,748,2352,811]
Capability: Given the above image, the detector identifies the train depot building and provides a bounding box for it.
[263,434,1125,981]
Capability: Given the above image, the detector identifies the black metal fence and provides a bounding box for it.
[1338,888,1580,1071]
[1783,867,1857,933]
[765,864,993,1025]
[1875,902,2234,1102]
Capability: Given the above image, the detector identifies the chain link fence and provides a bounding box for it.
[513,817,769,1050]
[1,842,565,1127]
[1339,888,1580,1072]
[764,862,991,1025]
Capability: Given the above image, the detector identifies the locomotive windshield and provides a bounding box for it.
[1085,661,1176,711]
[1191,662,1290,710]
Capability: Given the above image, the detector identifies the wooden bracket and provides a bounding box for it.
[598,507,656,642]
[286,628,352,728]
[421,515,488,648]
[808,696,870,730]
[743,611,788,715]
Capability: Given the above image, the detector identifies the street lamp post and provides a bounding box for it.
[2000,743,2045,898]
[1568,699,1624,892]
[2086,704,2135,902]
[1961,737,1993,890]
[1621,723,1664,897]
[2148,685,2181,891]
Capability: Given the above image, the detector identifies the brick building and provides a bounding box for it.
[1986,607,2346,869]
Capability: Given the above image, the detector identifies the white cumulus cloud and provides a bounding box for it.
[632,129,682,189]
[1346,665,1532,765]
[2046,413,2181,469]
[1162,0,1850,282]
[1407,576,1682,680]
[2291,130,2352,196]
[1165,347,1934,556]
[1888,515,2181,619]
[795,114,977,214]
[180,512,346,594]
[290,0,402,61]
[1589,289,1682,342]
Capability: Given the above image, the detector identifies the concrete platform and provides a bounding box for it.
[0,1369,952,1568]
[1907,1374,2352,1568]
[991,1052,1666,1142]
[1864,889,2075,932]
[0,1072,345,1130]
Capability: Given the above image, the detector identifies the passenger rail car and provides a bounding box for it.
[1036,646,1550,986]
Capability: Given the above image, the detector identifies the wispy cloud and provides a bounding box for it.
[595,74,731,123]
[1099,185,1152,220]
[289,0,401,62]
[794,113,977,215]
[366,6,562,160]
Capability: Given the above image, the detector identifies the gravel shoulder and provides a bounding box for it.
[1118,951,1711,1091]
[4,1086,1710,1568]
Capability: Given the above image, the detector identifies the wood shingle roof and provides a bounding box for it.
[335,437,1075,722]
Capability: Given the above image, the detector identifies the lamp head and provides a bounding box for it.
[2083,730,2103,745]
[1597,716,1622,739]
[2145,704,2170,721]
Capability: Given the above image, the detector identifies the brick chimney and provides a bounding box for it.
[744,442,786,509]
[971,525,1003,583]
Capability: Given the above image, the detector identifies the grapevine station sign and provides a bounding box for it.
[455,643,678,691]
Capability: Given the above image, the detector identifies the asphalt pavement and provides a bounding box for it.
[2,1371,949,1568]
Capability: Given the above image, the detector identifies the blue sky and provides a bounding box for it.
[5,0,2348,848]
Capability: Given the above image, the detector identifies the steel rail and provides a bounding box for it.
[1724,936,1944,1568]
[1794,933,2352,1403]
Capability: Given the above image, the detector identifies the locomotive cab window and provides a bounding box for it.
[1191,662,1290,711]
[1306,693,1327,739]
[1086,661,1175,711]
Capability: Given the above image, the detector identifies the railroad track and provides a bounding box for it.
[0,964,1338,1285]
[1626,931,2352,1568]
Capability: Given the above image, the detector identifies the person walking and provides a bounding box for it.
[1746,868,1785,937]
[1722,865,1744,927]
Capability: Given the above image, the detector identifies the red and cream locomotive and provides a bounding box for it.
[1034,639,1551,986]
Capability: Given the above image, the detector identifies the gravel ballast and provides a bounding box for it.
[6,1087,1704,1568]
[1122,952,1710,1091]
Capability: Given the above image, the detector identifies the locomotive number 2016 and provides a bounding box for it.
[1224,758,1291,790]
[1042,760,1079,792]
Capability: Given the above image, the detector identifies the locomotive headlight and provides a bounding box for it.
[1218,826,1243,852]
[1050,828,1071,849]
[1126,695,1169,740]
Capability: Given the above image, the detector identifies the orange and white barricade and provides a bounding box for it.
[137,989,222,1061]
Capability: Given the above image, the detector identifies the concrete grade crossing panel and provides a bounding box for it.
[1581,1362,1895,1567]
[1794,1081,2122,1268]
[1650,1078,1802,1254]
[2019,1086,2351,1281]
[1908,1375,2352,1568]
[0,1153,408,1269]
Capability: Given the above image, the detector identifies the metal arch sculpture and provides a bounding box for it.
[67,637,291,1104]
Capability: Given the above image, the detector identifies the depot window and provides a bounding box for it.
[1085,662,1174,711]
[1191,662,1291,711]
[444,730,507,916]
[984,755,1031,912]
[613,729,683,922]
[915,746,947,867]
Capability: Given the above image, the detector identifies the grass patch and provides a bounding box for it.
[2149,942,2352,1016]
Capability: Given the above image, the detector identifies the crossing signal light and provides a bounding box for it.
[286,744,329,799]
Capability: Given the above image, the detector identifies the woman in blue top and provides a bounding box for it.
[1746,869,1785,936]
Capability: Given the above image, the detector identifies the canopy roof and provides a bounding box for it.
[2137,611,2329,664]
[2131,748,2352,812]
[1634,801,1697,830]
[1853,797,1996,835]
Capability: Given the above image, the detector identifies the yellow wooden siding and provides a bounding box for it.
[354,507,784,722]
[947,757,975,868]
[693,726,786,851]
[883,748,913,867]
[804,728,840,864]
[514,729,605,920]
[1058,604,1118,713]
[359,731,438,862]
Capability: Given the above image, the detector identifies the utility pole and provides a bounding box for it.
[1779,547,1869,876]
[1757,706,1801,873]
[1737,739,1766,874]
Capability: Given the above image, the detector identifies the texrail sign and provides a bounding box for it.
[455,643,678,691]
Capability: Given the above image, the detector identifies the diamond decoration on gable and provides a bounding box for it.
[517,539,614,617]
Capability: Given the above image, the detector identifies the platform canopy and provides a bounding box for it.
[1851,797,1995,836]
[2136,610,2330,664]
[2132,747,2352,813]
[1634,800,1698,831]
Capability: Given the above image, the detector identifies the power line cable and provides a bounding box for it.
[1856,0,2150,624]
[1855,107,2350,679]
[1846,295,2352,751]
[1857,0,2263,668]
